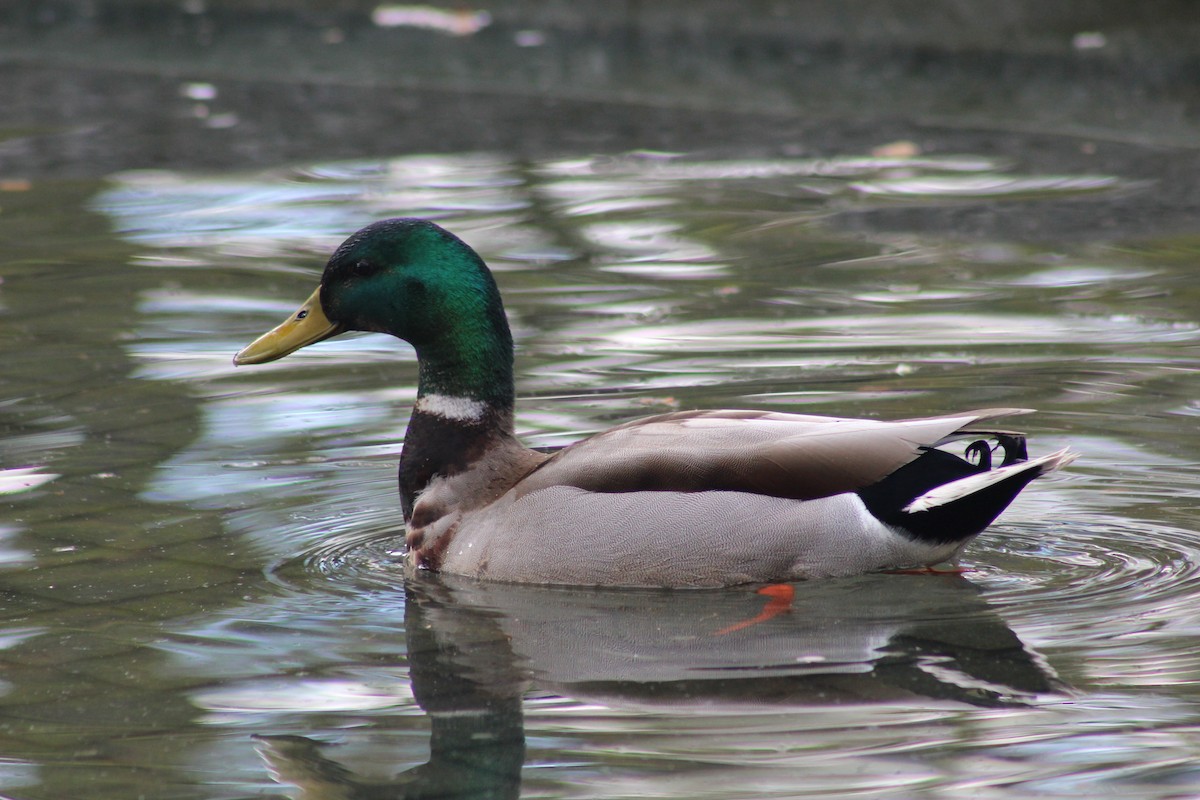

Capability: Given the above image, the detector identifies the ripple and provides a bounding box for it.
[273,515,407,594]
[850,174,1127,200]
[970,518,1200,617]
[967,516,1200,689]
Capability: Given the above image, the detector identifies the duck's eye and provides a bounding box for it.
[297,309,309,320]
[352,258,381,277]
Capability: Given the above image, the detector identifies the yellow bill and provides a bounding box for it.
[234,286,343,365]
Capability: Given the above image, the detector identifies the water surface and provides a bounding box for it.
[3,4,1200,797]
[3,143,1199,799]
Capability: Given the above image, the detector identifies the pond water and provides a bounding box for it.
[3,4,1200,799]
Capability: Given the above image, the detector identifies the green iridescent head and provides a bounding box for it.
[235,218,515,407]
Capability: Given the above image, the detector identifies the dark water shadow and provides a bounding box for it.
[254,573,1058,797]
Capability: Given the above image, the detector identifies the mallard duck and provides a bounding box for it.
[234,218,1076,587]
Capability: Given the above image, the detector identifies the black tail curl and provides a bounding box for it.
[857,434,1038,546]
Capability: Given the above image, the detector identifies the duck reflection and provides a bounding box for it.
[256,573,1058,798]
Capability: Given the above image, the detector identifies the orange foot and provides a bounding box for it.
[713,583,795,636]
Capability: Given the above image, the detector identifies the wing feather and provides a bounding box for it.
[515,408,1030,501]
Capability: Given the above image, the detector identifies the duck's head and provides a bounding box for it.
[235,217,511,363]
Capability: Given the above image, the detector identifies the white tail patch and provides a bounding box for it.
[903,448,1078,514]
[415,393,488,422]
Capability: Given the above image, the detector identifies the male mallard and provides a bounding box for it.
[235,218,1076,587]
